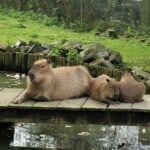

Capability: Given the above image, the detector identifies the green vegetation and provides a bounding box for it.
[0,8,149,72]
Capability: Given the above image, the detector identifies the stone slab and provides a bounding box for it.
[132,95,150,112]
[82,97,107,110]
[57,97,87,110]
[0,88,23,107]
[33,100,61,110]
[108,102,132,111]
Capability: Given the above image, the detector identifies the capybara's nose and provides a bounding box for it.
[28,70,35,80]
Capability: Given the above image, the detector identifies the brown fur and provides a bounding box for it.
[12,59,92,104]
[90,74,119,104]
[118,72,145,103]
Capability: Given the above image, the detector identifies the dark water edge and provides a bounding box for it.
[0,122,150,150]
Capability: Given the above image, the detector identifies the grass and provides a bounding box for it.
[0,8,149,72]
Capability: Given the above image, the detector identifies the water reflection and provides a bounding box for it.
[0,72,26,88]
[7,123,150,150]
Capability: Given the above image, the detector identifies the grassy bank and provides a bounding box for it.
[0,8,149,72]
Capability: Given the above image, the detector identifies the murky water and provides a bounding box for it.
[0,72,150,150]
[0,71,26,88]
[0,123,150,150]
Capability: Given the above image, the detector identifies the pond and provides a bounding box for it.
[1,123,150,150]
[0,72,150,150]
[0,71,26,88]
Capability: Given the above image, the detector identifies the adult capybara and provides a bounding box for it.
[118,72,145,103]
[90,74,119,104]
[12,59,92,104]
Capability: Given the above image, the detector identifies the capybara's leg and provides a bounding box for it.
[101,99,116,105]
[33,96,49,102]
[12,91,30,104]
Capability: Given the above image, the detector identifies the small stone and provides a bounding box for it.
[106,29,118,38]
[20,46,30,53]
[132,67,150,80]
[89,57,105,67]
[109,51,122,64]
[101,60,115,68]
[98,50,110,59]
[15,40,27,47]
[0,43,14,52]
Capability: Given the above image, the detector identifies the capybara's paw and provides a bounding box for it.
[12,98,23,104]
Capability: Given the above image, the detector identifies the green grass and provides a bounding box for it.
[0,8,150,72]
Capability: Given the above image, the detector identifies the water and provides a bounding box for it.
[0,72,150,150]
[0,123,150,150]
[0,71,26,88]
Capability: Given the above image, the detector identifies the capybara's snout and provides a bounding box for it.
[28,69,35,81]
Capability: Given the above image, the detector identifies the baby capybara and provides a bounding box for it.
[118,72,145,103]
[90,74,119,104]
[12,59,92,104]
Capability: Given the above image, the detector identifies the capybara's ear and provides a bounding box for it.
[106,78,110,82]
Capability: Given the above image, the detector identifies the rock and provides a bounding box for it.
[41,43,55,50]
[83,43,105,52]
[28,41,42,53]
[89,58,114,69]
[42,49,49,55]
[15,40,27,47]
[68,41,83,52]
[109,51,122,64]
[132,67,150,80]
[145,80,150,94]
[0,43,14,52]
[101,60,115,68]
[89,57,105,67]
[20,46,30,53]
[98,51,110,59]
[28,40,41,46]
[60,41,82,53]
[83,43,108,63]
[106,29,118,38]
[79,50,85,58]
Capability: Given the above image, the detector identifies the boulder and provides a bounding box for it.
[101,60,115,68]
[83,43,110,63]
[68,41,83,52]
[89,58,114,68]
[145,80,150,94]
[0,43,14,52]
[89,57,105,67]
[20,46,30,53]
[106,29,118,38]
[132,67,150,80]
[98,51,110,59]
[28,41,42,53]
[15,40,27,47]
[109,51,122,64]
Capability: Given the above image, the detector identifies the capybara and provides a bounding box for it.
[118,72,145,103]
[90,74,119,104]
[12,59,92,104]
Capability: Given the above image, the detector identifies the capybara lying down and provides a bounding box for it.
[12,59,92,104]
[90,74,119,104]
[118,72,145,103]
